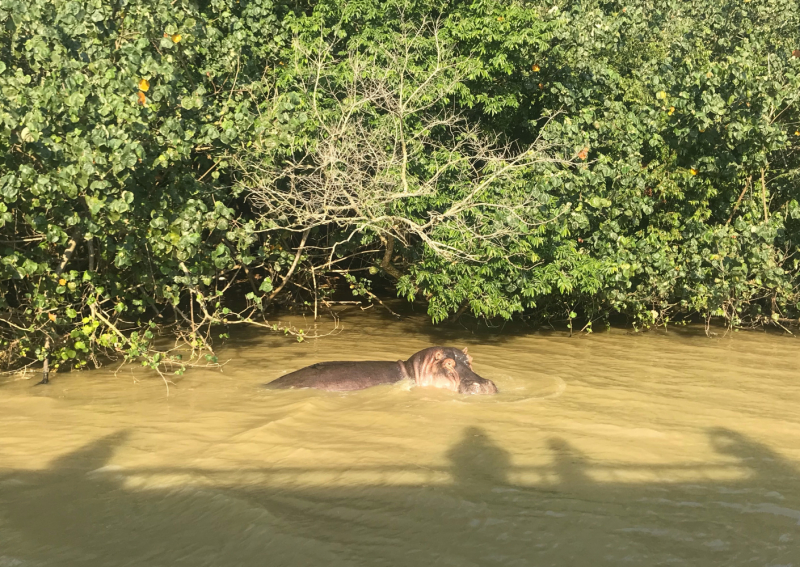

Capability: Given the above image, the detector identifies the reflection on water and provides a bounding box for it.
[1,309,799,566]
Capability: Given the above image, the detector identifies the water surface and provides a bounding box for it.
[1,310,799,566]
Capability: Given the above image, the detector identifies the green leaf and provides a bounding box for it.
[85,195,105,215]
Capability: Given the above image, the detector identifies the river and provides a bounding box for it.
[1,308,799,566]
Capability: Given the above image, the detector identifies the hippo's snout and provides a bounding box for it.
[458,377,498,395]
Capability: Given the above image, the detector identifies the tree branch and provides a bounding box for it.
[380,234,403,279]
[267,228,311,302]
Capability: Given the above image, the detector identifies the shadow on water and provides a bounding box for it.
[447,426,511,488]
[1,427,798,566]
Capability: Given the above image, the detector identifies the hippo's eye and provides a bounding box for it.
[442,358,456,369]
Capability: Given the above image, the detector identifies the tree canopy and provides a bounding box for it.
[2,0,799,375]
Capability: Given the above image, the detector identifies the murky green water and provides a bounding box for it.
[1,310,799,566]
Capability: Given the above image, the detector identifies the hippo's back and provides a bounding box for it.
[265,360,407,391]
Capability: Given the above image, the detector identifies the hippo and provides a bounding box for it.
[265,347,498,395]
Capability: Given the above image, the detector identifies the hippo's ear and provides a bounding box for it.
[462,347,474,367]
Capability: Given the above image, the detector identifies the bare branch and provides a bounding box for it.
[234,18,571,281]
[268,228,311,301]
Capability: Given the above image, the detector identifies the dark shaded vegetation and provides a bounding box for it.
[2,0,800,375]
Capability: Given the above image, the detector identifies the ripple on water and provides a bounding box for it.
[456,373,567,404]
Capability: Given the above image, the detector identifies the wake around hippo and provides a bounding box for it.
[265,346,498,395]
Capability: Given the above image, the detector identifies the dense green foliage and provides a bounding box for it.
[2,0,800,375]
[407,0,800,327]
[0,0,301,373]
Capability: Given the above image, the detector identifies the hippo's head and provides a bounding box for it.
[406,347,497,395]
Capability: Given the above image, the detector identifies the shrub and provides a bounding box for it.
[3,0,800,379]
[402,0,800,328]
[0,0,300,376]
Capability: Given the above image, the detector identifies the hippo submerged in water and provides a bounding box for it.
[265,347,498,395]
